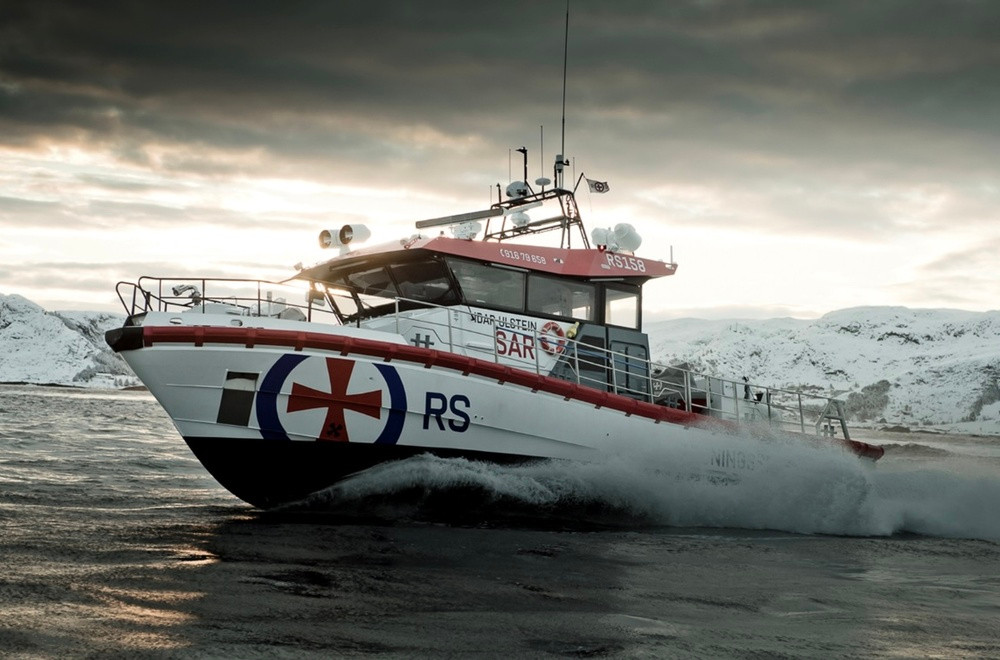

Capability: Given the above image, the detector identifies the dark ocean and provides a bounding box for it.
[2,383,999,658]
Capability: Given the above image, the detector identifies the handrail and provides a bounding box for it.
[114,277,341,324]
[373,296,851,439]
[115,276,851,439]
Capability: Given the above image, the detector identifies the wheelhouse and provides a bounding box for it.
[290,243,656,404]
[297,251,645,331]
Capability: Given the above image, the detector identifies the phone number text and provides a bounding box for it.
[498,248,547,265]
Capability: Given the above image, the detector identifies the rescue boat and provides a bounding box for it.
[106,157,883,507]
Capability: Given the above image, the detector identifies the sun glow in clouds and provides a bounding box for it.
[3,3,1000,314]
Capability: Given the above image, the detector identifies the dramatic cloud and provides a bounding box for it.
[1,0,998,315]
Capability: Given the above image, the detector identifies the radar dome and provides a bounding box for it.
[508,211,530,228]
[506,181,529,199]
[613,223,642,252]
[591,227,611,246]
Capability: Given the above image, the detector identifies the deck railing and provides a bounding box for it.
[115,277,340,324]
[115,277,850,439]
[374,297,852,440]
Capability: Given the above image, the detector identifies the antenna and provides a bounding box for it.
[559,0,569,186]
[535,126,552,191]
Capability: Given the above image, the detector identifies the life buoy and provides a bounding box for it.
[539,321,566,355]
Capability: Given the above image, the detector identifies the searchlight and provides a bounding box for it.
[319,224,371,254]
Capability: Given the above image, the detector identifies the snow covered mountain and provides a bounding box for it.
[2,292,998,433]
[647,307,1000,434]
[0,293,138,388]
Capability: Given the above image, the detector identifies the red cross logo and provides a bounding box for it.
[286,357,382,442]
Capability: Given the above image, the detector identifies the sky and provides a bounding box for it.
[1,0,998,319]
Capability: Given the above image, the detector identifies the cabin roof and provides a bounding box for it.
[297,235,677,284]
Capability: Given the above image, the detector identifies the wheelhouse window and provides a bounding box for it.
[332,259,459,319]
[527,274,596,321]
[605,285,640,329]
[448,259,525,311]
[389,260,457,305]
[343,266,397,307]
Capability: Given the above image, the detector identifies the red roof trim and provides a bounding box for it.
[309,236,677,280]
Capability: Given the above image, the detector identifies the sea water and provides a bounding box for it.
[1,384,998,657]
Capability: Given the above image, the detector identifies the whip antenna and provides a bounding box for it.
[559,0,570,188]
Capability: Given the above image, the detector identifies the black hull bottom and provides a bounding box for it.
[183,437,536,509]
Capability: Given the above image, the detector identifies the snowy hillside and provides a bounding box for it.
[647,307,1000,434]
[0,293,138,388]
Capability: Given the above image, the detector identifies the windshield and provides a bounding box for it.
[449,258,525,311]
[390,260,457,304]
[321,257,459,320]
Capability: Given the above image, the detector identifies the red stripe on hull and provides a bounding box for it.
[136,325,883,461]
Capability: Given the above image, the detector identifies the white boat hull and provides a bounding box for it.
[109,317,724,507]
